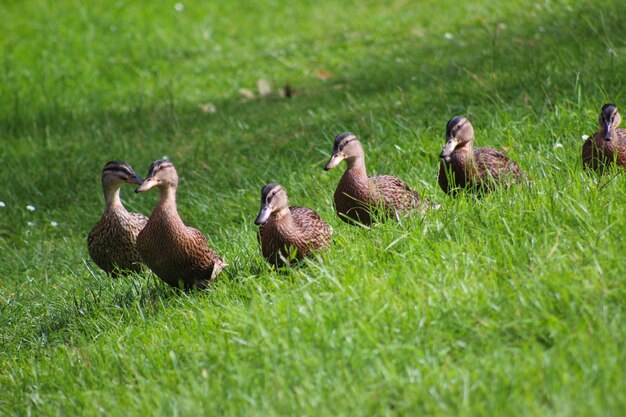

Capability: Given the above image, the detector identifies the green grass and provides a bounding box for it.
[1,0,625,415]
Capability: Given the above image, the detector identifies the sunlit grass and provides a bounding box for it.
[1,0,625,416]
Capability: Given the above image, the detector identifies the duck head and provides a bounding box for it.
[440,116,475,159]
[599,104,621,141]
[102,161,144,189]
[135,159,178,192]
[254,183,289,225]
[324,132,364,170]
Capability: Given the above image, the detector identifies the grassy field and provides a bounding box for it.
[1,0,625,415]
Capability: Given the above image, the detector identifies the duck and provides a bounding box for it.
[324,132,430,225]
[87,161,148,276]
[254,183,332,267]
[135,159,227,289]
[582,104,626,171]
[438,116,521,195]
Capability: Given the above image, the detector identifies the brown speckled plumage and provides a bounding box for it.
[324,132,429,225]
[334,171,423,225]
[582,104,626,172]
[87,161,148,276]
[438,116,521,195]
[135,160,227,289]
[255,184,332,267]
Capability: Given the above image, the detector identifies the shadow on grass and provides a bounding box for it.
[31,271,181,348]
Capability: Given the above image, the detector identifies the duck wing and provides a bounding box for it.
[369,175,422,211]
[474,147,521,181]
[290,206,333,249]
[187,227,228,279]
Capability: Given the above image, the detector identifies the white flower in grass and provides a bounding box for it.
[174,3,184,11]
[444,32,454,40]
[26,204,36,211]
[51,221,58,227]
[0,201,5,207]
[27,221,35,227]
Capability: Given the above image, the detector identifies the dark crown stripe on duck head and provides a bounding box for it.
[103,161,134,178]
[601,103,617,120]
[446,116,466,135]
[147,159,174,177]
[261,183,281,202]
[333,132,356,152]
[601,103,617,113]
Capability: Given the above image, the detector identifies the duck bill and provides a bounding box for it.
[128,174,144,185]
[440,137,460,158]
[135,178,159,193]
[254,205,272,225]
[604,123,612,141]
[324,153,344,170]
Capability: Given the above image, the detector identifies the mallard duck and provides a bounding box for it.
[582,104,626,171]
[254,183,332,267]
[135,159,227,289]
[438,116,521,195]
[87,161,148,276]
[324,132,430,225]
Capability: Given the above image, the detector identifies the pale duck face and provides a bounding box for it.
[254,183,289,225]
